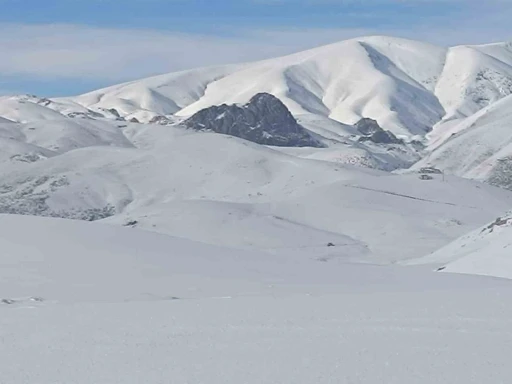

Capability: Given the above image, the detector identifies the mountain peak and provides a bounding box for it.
[248,92,283,105]
[184,92,322,147]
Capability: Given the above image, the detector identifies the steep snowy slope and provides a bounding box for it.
[435,42,512,121]
[176,36,446,136]
[70,64,243,120]
[410,212,512,280]
[413,94,512,189]
[3,214,512,384]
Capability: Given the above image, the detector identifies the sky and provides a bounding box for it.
[1,0,511,96]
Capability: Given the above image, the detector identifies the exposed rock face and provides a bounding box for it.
[356,118,403,144]
[488,157,512,190]
[183,93,323,147]
[111,109,122,118]
[149,115,174,125]
[355,118,382,136]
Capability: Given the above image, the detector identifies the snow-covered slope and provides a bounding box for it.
[410,212,512,280]
[3,214,512,384]
[413,94,512,189]
[69,65,242,120]
[0,122,510,263]
[63,36,512,141]
[0,137,55,164]
[0,95,69,122]
[0,96,134,160]
[435,43,512,121]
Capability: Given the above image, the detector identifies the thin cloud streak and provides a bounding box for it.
[0,15,510,87]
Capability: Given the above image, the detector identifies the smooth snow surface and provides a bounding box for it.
[2,215,512,384]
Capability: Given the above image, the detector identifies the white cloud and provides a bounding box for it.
[0,24,383,81]
[0,24,282,80]
[0,18,509,85]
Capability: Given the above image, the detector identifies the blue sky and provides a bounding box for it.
[1,0,461,32]
[1,0,510,96]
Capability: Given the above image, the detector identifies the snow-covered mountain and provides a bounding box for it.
[4,36,512,173]
[66,36,446,136]
[62,37,512,138]
[51,35,512,185]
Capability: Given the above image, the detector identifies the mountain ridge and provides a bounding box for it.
[60,36,512,137]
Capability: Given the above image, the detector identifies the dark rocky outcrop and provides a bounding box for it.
[355,118,382,136]
[108,108,121,118]
[149,115,174,125]
[358,130,403,145]
[356,118,403,145]
[419,167,443,174]
[183,93,323,147]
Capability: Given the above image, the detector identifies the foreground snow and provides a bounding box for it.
[4,288,512,384]
[2,214,512,384]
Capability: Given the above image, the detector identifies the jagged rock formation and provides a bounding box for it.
[356,118,403,144]
[149,115,174,125]
[183,93,322,147]
[355,118,382,136]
